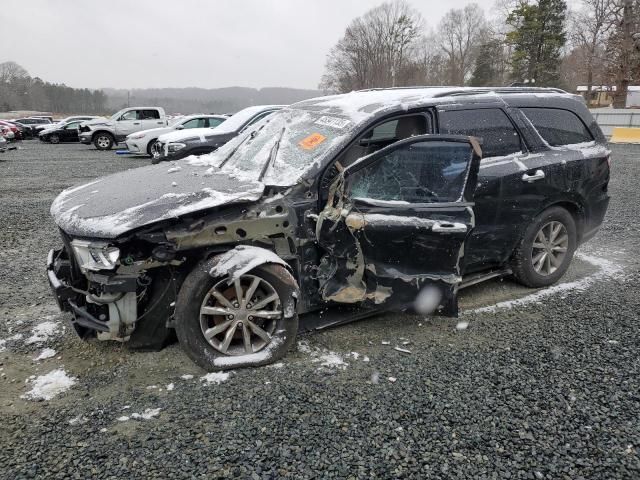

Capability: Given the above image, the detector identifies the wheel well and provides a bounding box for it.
[546,201,585,242]
[91,130,114,141]
[146,138,158,155]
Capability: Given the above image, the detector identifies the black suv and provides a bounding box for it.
[47,87,610,370]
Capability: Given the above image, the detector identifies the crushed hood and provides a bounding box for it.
[50,163,265,239]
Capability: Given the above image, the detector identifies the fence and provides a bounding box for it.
[590,109,640,137]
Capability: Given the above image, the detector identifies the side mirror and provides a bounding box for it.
[175,125,184,130]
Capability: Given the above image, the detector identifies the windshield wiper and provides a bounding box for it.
[218,125,264,169]
[259,127,285,181]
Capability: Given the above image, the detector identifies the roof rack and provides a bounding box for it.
[432,87,569,97]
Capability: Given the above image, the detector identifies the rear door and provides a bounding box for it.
[139,109,164,131]
[438,105,533,271]
[316,135,481,316]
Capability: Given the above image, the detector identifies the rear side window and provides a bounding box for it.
[206,118,225,128]
[141,109,160,120]
[521,107,593,146]
[439,108,521,158]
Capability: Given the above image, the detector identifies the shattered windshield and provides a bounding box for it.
[202,108,357,186]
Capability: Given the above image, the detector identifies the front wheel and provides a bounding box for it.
[49,134,60,144]
[94,133,114,150]
[146,139,157,157]
[175,261,299,371]
[510,206,577,288]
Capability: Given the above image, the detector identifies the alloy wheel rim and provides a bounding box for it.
[531,221,568,276]
[98,136,109,147]
[199,274,281,355]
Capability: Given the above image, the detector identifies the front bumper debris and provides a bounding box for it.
[47,247,137,339]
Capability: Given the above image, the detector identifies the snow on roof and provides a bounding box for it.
[294,87,570,124]
[295,87,461,123]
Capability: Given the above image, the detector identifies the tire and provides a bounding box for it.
[94,133,114,150]
[175,260,299,371]
[510,206,577,288]
[49,134,60,144]
[146,139,158,157]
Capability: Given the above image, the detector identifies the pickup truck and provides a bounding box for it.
[78,107,168,150]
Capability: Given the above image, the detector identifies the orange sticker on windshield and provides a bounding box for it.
[299,133,326,150]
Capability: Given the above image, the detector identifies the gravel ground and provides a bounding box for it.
[0,141,639,479]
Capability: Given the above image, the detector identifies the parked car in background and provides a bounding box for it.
[152,105,283,163]
[78,107,168,150]
[12,117,53,135]
[0,133,7,152]
[0,120,23,140]
[125,114,228,157]
[6,121,34,139]
[57,115,99,124]
[39,120,85,143]
[46,87,610,370]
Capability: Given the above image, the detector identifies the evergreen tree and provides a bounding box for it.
[506,0,567,86]
[470,40,505,86]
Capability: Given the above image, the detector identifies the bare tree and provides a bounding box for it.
[437,4,488,85]
[0,61,28,84]
[320,1,424,93]
[568,0,615,94]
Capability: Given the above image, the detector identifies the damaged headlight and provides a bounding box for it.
[167,142,186,153]
[71,240,120,272]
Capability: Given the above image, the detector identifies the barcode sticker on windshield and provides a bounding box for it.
[314,116,351,130]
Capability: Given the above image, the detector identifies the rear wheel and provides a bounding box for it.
[175,261,298,371]
[510,206,577,288]
[49,134,60,144]
[94,133,114,150]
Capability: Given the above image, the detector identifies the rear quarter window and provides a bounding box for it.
[520,107,593,146]
[438,108,522,158]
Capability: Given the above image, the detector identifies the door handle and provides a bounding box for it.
[432,222,467,233]
[133,122,140,125]
[522,169,545,183]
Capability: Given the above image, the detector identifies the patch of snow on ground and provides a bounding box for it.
[166,383,175,391]
[465,253,623,315]
[180,374,194,380]
[167,166,182,173]
[0,333,23,352]
[298,341,355,370]
[25,321,59,345]
[68,415,88,425]
[117,408,161,421]
[21,368,76,401]
[131,408,161,420]
[34,348,56,361]
[456,321,469,331]
[201,372,230,384]
[317,352,348,369]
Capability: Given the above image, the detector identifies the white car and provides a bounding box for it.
[124,114,228,157]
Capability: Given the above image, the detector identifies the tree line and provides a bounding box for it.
[320,0,640,107]
[0,61,107,114]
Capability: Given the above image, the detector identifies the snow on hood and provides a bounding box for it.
[51,163,265,239]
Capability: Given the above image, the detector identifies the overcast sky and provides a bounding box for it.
[5,0,501,91]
